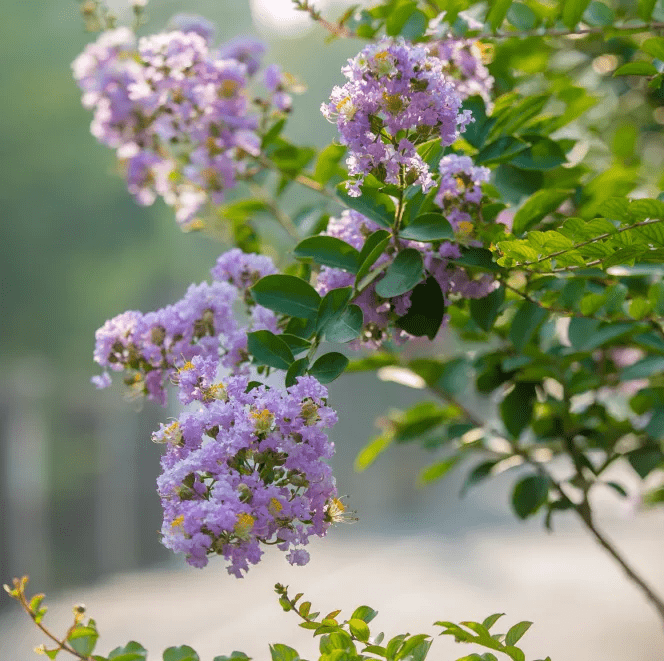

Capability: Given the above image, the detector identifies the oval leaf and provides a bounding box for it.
[395,277,445,340]
[294,236,361,274]
[247,330,295,370]
[400,213,454,242]
[317,287,353,334]
[309,352,349,384]
[375,249,424,298]
[512,475,550,519]
[325,304,363,343]
[251,275,321,320]
[285,357,309,388]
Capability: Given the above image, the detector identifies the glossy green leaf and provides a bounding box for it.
[349,619,371,642]
[317,287,353,333]
[395,277,445,340]
[337,183,395,229]
[510,137,567,171]
[280,334,311,356]
[309,352,349,384]
[325,304,363,343]
[285,357,309,388]
[355,231,392,287]
[69,623,99,657]
[247,331,295,370]
[375,249,424,298]
[399,213,454,242]
[470,286,505,332]
[351,606,379,624]
[512,475,550,519]
[475,137,530,166]
[294,236,361,273]
[269,644,300,661]
[108,642,148,661]
[252,275,321,320]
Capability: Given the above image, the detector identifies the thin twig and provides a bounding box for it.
[475,21,664,41]
[291,0,353,38]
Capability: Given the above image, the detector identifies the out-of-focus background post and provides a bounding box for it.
[1,2,663,660]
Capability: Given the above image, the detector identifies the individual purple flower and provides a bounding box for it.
[216,36,266,76]
[210,248,278,290]
[156,375,340,575]
[322,38,471,196]
[168,14,216,42]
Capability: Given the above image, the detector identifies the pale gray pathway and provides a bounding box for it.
[2,512,663,661]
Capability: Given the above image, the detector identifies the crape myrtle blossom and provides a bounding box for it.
[316,209,496,348]
[322,38,472,197]
[72,22,286,227]
[92,249,278,404]
[156,374,340,575]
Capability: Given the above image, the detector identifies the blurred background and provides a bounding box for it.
[1,1,663,659]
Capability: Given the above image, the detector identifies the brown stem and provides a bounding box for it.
[291,0,353,38]
[476,21,664,40]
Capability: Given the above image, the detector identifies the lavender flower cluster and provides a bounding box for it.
[322,38,473,197]
[72,20,291,227]
[156,372,339,575]
[92,249,277,405]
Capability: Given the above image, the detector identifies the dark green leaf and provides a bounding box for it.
[509,300,547,351]
[355,232,392,287]
[252,275,321,320]
[396,277,445,340]
[460,461,497,496]
[309,352,349,384]
[470,286,505,332]
[337,183,395,229]
[512,189,572,236]
[375,249,424,298]
[163,647,200,661]
[512,475,550,519]
[285,358,309,388]
[475,137,529,166]
[280,334,311,356]
[583,1,614,26]
[622,355,664,380]
[399,9,429,40]
[325,304,363,343]
[294,236,361,274]
[317,287,354,333]
[399,213,454,242]
[501,382,536,439]
[614,62,658,76]
[262,118,286,149]
[213,653,251,661]
[507,2,537,29]
[247,331,294,370]
[510,137,567,171]
[461,96,495,149]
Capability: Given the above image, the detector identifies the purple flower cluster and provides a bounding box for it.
[436,154,491,234]
[156,373,339,575]
[316,209,495,348]
[321,38,472,197]
[72,22,289,227]
[92,249,277,404]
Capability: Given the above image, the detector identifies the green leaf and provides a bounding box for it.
[325,304,363,343]
[482,614,505,630]
[627,448,664,479]
[337,183,395,229]
[351,606,379,624]
[562,0,591,29]
[641,37,664,61]
[294,236,361,274]
[509,300,547,351]
[108,642,148,661]
[486,0,513,30]
[510,137,567,171]
[583,1,614,26]
[385,0,417,35]
[418,456,461,485]
[309,352,349,384]
[638,0,657,20]
[69,623,99,657]
[622,355,664,380]
[505,622,532,646]
[512,189,572,235]
[501,382,536,439]
[614,62,658,76]
[470,286,505,332]
[317,287,354,334]
[461,97,495,149]
[401,9,429,40]
[247,331,294,370]
[399,213,454,242]
[285,358,309,388]
[348,619,371,642]
[568,319,636,351]
[507,2,537,29]
[355,231,392,287]
[213,653,251,661]
[314,144,346,184]
[512,475,550,519]
[163,647,200,661]
[269,645,299,661]
[280,334,311,356]
[460,461,497,496]
[375,249,424,298]
[252,275,321,320]
[475,137,529,166]
[219,199,269,223]
[395,277,445,340]
[355,433,393,471]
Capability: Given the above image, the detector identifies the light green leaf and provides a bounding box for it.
[641,37,664,61]
[355,433,393,471]
[486,0,513,30]
[505,622,532,646]
[349,619,371,642]
[562,0,591,29]
[163,646,200,661]
[418,456,461,485]
[638,0,658,20]
[614,62,658,76]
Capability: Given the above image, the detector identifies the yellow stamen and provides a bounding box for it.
[251,408,274,434]
[171,514,185,530]
[234,512,255,540]
[220,79,239,98]
[268,498,283,516]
